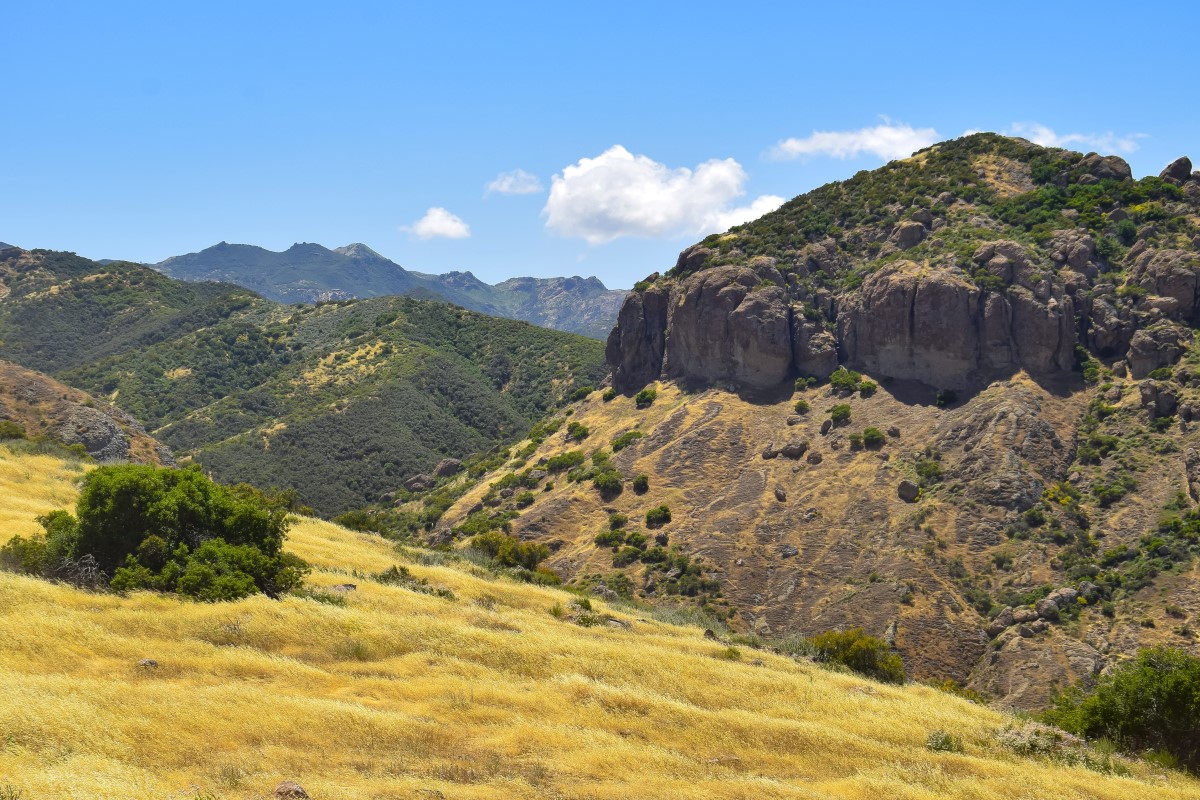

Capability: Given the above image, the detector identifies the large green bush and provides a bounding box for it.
[0,464,305,601]
[810,628,905,684]
[1044,646,1200,772]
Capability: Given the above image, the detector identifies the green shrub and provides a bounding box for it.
[1115,218,1138,245]
[862,427,886,448]
[602,388,617,402]
[545,450,585,473]
[624,531,648,549]
[1043,646,1200,772]
[592,470,623,498]
[634,387,657,409]
[829,366,861,393]
[0,420,27,440]
[645,505,672,528]
[810,628,905,684]
[613,546,642,567]
[469,531,550,571]
[611,430,644,452]
[632,474,650,494]
[795,376,818,391]
[570,385,595,402]
[794,399,811,414]
[566,421,590,442]
[915,458,943,487]
[926,729,964,753]
[594,529,625,548]
[608,512,628,530]
[515,491,535,508]
[848,433,864,450]
[829,404,852,425]
[858,381,877,398]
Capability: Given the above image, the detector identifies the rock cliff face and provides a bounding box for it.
[608,135,1200,393]
[609,252,1081,393]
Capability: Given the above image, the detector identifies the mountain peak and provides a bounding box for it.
[334,242,387,261]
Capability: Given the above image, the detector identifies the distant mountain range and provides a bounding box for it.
[155,241,626,339]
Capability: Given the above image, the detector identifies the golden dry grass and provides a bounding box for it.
[1,445,1197,799]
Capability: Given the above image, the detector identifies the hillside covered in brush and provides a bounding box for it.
[0,247,607,513]
[410,135,1200,709]
[156,240,627,339]
[2,442,1197,799]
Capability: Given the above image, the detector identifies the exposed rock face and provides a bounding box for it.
[609,250,1079,393]
[661,266,793,389]
[433,458,464,477]
[606,282,671,393]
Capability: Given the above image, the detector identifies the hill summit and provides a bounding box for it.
[608,133,1198,393]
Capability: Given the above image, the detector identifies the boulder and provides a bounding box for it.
[403,474,433,492]
[820,419,833,435]
[1012,607,1039,624]
[786,415,803,426]
[1160,156,1193,184]
[890,221,926,250]
[55,407,131,462]
[897,480,920,502]
[761,444,779,460]
[1127,322,1188,378]
[433,458,464,477]
[806,451,823,465]
[780,544,798,558]
[779,440,809,459]
[987,606,1015,638]
[1079,152,1132,181]
[774,486,787,502]
[1139,380,1178,418]
[1036,587,1078,619]
[274,783,310,800]
[529,469,548,482]
[1130,249,1200,322]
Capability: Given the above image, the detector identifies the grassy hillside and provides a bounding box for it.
[1,445,1196,799]
[430,372,1200,709]
[0,249,607,514]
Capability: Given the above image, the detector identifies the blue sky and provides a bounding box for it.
[3,1,1197,289]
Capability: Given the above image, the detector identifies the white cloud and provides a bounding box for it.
[712,194,787,232]
[402,207,471,240]
[543,145,783,244]
[770,122,939,161]
[1005,122,1147,154]
[485,168,544,196]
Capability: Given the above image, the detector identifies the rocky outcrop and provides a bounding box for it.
[1129,248,1200,323]
[609,247,1079,393]
[661,265,793,389]
[606,280,671,393]
[1160,156,1193,184]
[1127,321,1189,378]
[0,360,172,465]
[1079,152,1132,182]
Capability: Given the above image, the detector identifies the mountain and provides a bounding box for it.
[2,443,1195,798]
[0,360,173,464]
[0,248,608,514]
[425,134,1200,709]
[156,240,627,339]
[0,242,15,250]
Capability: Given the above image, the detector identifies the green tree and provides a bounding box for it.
[1044,646,1200,772]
